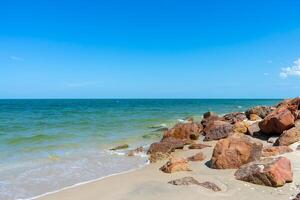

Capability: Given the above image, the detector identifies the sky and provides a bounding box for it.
[1,0,300,99]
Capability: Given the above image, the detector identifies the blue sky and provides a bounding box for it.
[1,0,300,98]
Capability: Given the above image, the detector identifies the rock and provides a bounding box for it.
[233,121,249,134]
[203,120,234,141]
[249,114,262,121]
[152,127,169,132]
[128,146,144,156]
[292,193,300,200]
[262,146,293,157]
[267,136,279,144]
[276,126,300,146]
[160,157,191,173]
[222,112,247,124]
[188,143,211,149]
[211,134,263,169]
[147,137,185,162]
[187,152,206,161]
[245,106,274,119]
[163,122,203,140]
[168,177,200,186]
[110,144,129,150]
[168,177,221,191]
[234,157,293,187]
[277,97,300,110]
[201,112,221,128]
[247,122,261,136]
[198,181,221,192]
[259,107,295,135]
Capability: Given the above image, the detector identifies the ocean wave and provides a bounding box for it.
[7,133,75,145]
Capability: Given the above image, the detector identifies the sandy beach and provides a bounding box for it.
[38,138,300,200]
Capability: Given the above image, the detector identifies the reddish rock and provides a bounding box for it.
[203,120,234,141]
[247,122,261,136]
[234,157,293,187]
[249,114,262,121]
[262,146,293,157]
[188,143,211,149]
[147,137,185,162]
[163,122,203,140]
[128,146,144,156]
[277,97,300,110]
[222,112,247,124]
[199,181,221,192]
[233,121,249,134]
[211,134,263,169]
[201,112,221,128]
[160,157,191,173]
[245,106,274,119]
[276,126,300,146]
[259,107,295,135]
[187,152,206,161]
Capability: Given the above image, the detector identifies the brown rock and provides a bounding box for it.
[128,146,144,156]
[276,126,300,146]
[201,112,221,128]
[234,157,293,187]
[259,107,295,135]
[222,112,247,124]
[247,122,261,136]
[188,143,211,149]
[187,152,206,161]
[147,137,185,162]
[245,106,274,119]
[249,114,262,121]
[203,120,234,141]
[277,97,300,110]
[199,181,221,192]
[110,144,129,150]
[262,146,293,157]
[168,177,221,192]
[163,122,203,140]
[233,121,249,134]
[160,157,191,173]
[211,134,263,169]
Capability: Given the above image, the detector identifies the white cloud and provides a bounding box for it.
[279,58,300,79]
[10,56,24,61]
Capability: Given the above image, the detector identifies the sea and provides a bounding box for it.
[0,99,281,200]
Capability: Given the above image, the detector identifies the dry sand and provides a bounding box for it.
[38,140,300,200]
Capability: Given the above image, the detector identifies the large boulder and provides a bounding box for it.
[203,120,234,141]
[222,112,247,124]
[262,146,293,157]
[234,157,293,187]
[160,157,191,173]
[277,97,300,110]
[147,137,185,162]
[211,134,263,169]
[163,122,203,140]
[276,126,300,146]
[245,106,274,119]
[259,107,295,135]
[233,121,249,134]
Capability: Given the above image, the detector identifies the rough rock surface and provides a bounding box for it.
[188,143,211,149]
[245,106,274,119]
[262,146,293,157]
[201,112,221,128]
[276,126,300,146]
[211,134,263,169]
[233,121,249,134]
[163,122,203,140]
[168,177,221,191]
[259,107,295,135]
[234,157,293,187]
[277,97,300,110]
[203,120,234,141]
[187,152,206,162]
[160,157,191,173]
[249,114,262,121]
[222,112,247,124]
[247,122,261,136]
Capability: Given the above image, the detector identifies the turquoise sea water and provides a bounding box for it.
[0,99,281,200]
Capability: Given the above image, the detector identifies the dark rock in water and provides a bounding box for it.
[188,143,211,149]
[203,111,217,119]
[262,146,293,157]
[168,177,200,186]
[163,122,203,140]
[247,122,261,136]
[276,125,300,146]
[147,137,185,163]
[245,106,274,119]
[199,181,221,192]
[234,156,293,187]
[222,112,247,124]
[128,146,144,156]
[211,134,263,169]
[168,177,221,191]
[187,152,206,162]
[203,120,233,141]
[259,107,295,135]
[160,157,190,173]
[110,144,129,150]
